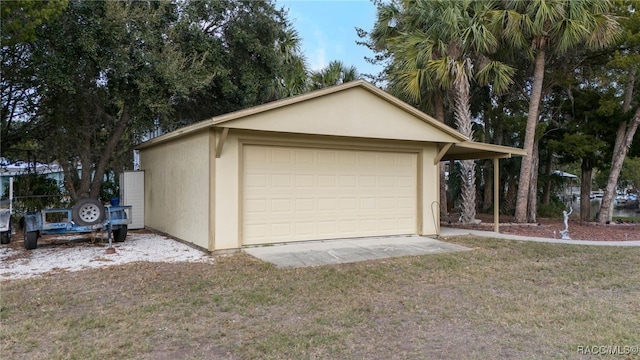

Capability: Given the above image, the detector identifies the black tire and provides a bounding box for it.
[24,231,38,250]
[0,232,9,244]
[112,226,128,242]
[72,198,105,226]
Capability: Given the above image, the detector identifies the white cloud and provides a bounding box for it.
[308,29,327,71]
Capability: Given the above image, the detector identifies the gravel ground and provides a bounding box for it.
[0,230,213,281]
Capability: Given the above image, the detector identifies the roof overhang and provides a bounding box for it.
[440,141,527,161]
[136,80,467,150]
[135,80,526,162]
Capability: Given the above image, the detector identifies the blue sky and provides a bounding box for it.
[275,0,383,77]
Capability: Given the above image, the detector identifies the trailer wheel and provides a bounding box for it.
[0,231,9,244]
[24,231,38,250]
[72,198,105,226]
[112,226,128,242]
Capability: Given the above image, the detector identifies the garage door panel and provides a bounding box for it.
[271,149,292,163]
[397,197,415,209]
[318,198,337,210]
[295,222,315,235]
[243,145,417,245]
[339,176,357,187]
[339,152,356,165]
[295,175,314,187]
[318,176,336,187]
[295,198,314,211]
[339,198,357,210]
[359,198,376,209]
[295,150,314,164]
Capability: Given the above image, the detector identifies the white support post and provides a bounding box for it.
[9,177,14,215]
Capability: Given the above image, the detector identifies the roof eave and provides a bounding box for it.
[135,80,469,150]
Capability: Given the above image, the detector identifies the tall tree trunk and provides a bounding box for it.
[460,159,477,223]
[78,112,93,199]
[598,71,637,223]
[483,160,493,213]
[542,151,552,205]
[481,115,493,213]
[89,106,131,199]
[598,106,640,223]
[527,139,539,222]
[453,74,476,223]
[505,178,517,214]
[580,158,592,222]
[434,92,448,216]
[515,48,546,223]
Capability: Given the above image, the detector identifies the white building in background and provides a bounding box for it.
[0,158,71,199]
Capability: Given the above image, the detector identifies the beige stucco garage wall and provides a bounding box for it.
[139,131,211,249]
[421,146,440,235]
[212,130,441,250]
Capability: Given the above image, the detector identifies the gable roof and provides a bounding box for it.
[137,80,467,150]
[136,80,526,161]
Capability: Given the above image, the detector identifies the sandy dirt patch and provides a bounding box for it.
[0,231,213,281]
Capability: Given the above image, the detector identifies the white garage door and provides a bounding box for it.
[242,145,418,245]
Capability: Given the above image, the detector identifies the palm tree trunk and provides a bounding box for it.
[515,47,546,223]
[453,74,476,223]
[460,159,477,223]
[527,139,539,222]
[598,107,640,223]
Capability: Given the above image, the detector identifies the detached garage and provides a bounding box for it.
[136,81,525,252]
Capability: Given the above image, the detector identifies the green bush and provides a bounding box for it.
[537,196,566,218]
[4,174,64,216]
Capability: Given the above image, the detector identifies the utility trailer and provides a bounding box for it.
[22,198,132,250]
[0,209,11,244]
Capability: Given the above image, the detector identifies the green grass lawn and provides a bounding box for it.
[1,237,639,359]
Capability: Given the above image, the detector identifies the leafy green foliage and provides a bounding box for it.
[2,0,303,201]
[170,0,296,124]
[23,0,212,200]
[620,157,640,189]
[7,174,63,215]
[309,61,360,90]
[537,196,567,219]
[0,0,68,46]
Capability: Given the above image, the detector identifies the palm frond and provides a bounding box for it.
[475,60,516,94]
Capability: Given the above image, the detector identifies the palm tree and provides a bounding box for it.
[367,0,450,215]
[369,0,515,223]
[268,27,309,100]
[309,60,360,90]
[489,0,621,223]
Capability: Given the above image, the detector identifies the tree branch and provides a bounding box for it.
[89,106,131,199]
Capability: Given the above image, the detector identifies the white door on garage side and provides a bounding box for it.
[242,145,418,245]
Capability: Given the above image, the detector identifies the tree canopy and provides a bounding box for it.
[361,0,637,222]
[3,0,638,225]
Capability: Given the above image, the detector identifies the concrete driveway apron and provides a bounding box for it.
[243,235,470,268]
